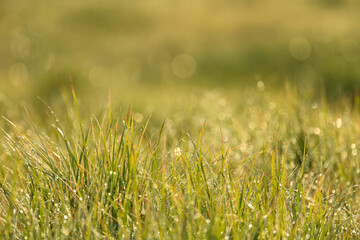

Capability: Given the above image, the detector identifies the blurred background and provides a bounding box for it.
[1,0,360,118]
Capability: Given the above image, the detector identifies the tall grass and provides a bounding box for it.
[0,85,359,239]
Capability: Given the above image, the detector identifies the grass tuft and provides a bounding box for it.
[1,85,360,239]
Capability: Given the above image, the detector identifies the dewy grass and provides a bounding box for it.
[0,86,360,239]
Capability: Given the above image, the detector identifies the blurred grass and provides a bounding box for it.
[1,0,360,119]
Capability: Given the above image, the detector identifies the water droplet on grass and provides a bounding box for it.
[174,147,181,157]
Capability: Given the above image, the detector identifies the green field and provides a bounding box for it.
[1,0,360,239]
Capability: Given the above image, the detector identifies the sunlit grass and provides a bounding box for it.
[1,83,359,239]
[1,0,360,238]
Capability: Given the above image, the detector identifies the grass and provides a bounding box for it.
[0,82,359,239]
[1,0,360,238]
[1,0,360,109]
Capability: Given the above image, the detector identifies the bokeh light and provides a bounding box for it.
[172,53,197,78]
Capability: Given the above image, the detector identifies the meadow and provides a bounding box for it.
[1,0,360,239]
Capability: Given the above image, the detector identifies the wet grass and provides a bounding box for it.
[1,0,360,238]
[0,83,359,239]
